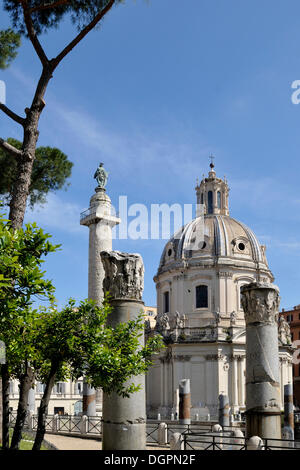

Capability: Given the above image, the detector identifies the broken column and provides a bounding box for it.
[101,251,146,450]
[241,282,281,440]
[82,383,96,416]
[179,379,191,425]
[218,393,230,427]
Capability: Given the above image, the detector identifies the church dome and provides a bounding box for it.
[157,161,272,279]
[158,214,270,274]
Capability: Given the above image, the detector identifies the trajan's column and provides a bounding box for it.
[80,163,120,415]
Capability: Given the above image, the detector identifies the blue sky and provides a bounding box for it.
[1,0,300,310]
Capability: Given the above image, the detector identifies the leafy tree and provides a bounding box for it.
[0,28,21,69]
[31,298,163,450]
[0,0,123,229]
[0,138,73,209]
[0,210,59,450]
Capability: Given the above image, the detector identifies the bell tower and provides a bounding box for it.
[195,157,230,216]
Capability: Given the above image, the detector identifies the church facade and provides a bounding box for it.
[146,163,293,419]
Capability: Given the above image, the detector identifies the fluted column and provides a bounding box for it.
[238,356,245,407]
[231,357,238,411]
[241,282,281,440]
[101,251,146,450]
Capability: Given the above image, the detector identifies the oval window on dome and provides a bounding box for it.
[238,242,245,251]
[167,248,172,257]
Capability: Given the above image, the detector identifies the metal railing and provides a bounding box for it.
[80,208,91,221]
[87,416,101,434]
[9,411,102,436]
[182,432,299,450]
[146,423,160,444]
[57,416,81,433]
[32,414,55,432]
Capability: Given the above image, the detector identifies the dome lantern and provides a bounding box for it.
[195,157,229,216]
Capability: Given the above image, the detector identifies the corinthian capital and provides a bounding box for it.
[101,250,144,301]
[241,282,280,325]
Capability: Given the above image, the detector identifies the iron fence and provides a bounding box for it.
[87,416,101,435]
[146,423,160,444]
[182,432,299,450]
[57,416,82,433]
[32,414,54,432]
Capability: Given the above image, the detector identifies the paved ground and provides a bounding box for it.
[45,434,102,450]
[44,434,167,451]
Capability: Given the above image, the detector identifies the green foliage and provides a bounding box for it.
[0,210,60,376]
[34,297,164,397]
[0,138,73,209]
[85,309,164,397]
[3,0,124,36]
[0,28,21,69]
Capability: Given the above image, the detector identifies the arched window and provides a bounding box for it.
[239,286,243,310]
[201,193,204,204]
[217,191,221,209]
[207,191,213,214]
[196,285,208,309]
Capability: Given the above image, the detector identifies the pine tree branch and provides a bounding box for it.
[52,0,115,69]
[29,0,70,14]
[0,104,25,125]
[20,0,49,67]
[0,138,23,158]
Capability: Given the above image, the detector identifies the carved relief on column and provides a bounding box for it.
[101,250,144,300]
[241,282,280,325]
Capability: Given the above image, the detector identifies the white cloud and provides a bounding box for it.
[25,193,85,235]
[7,65,217,188]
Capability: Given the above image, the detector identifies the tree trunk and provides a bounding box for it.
[9,66,53,230]
[10,366,34,450]
[1,364,10,450]
[32,362,58,451]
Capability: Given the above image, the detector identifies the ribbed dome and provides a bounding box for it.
[158,214,270,274]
